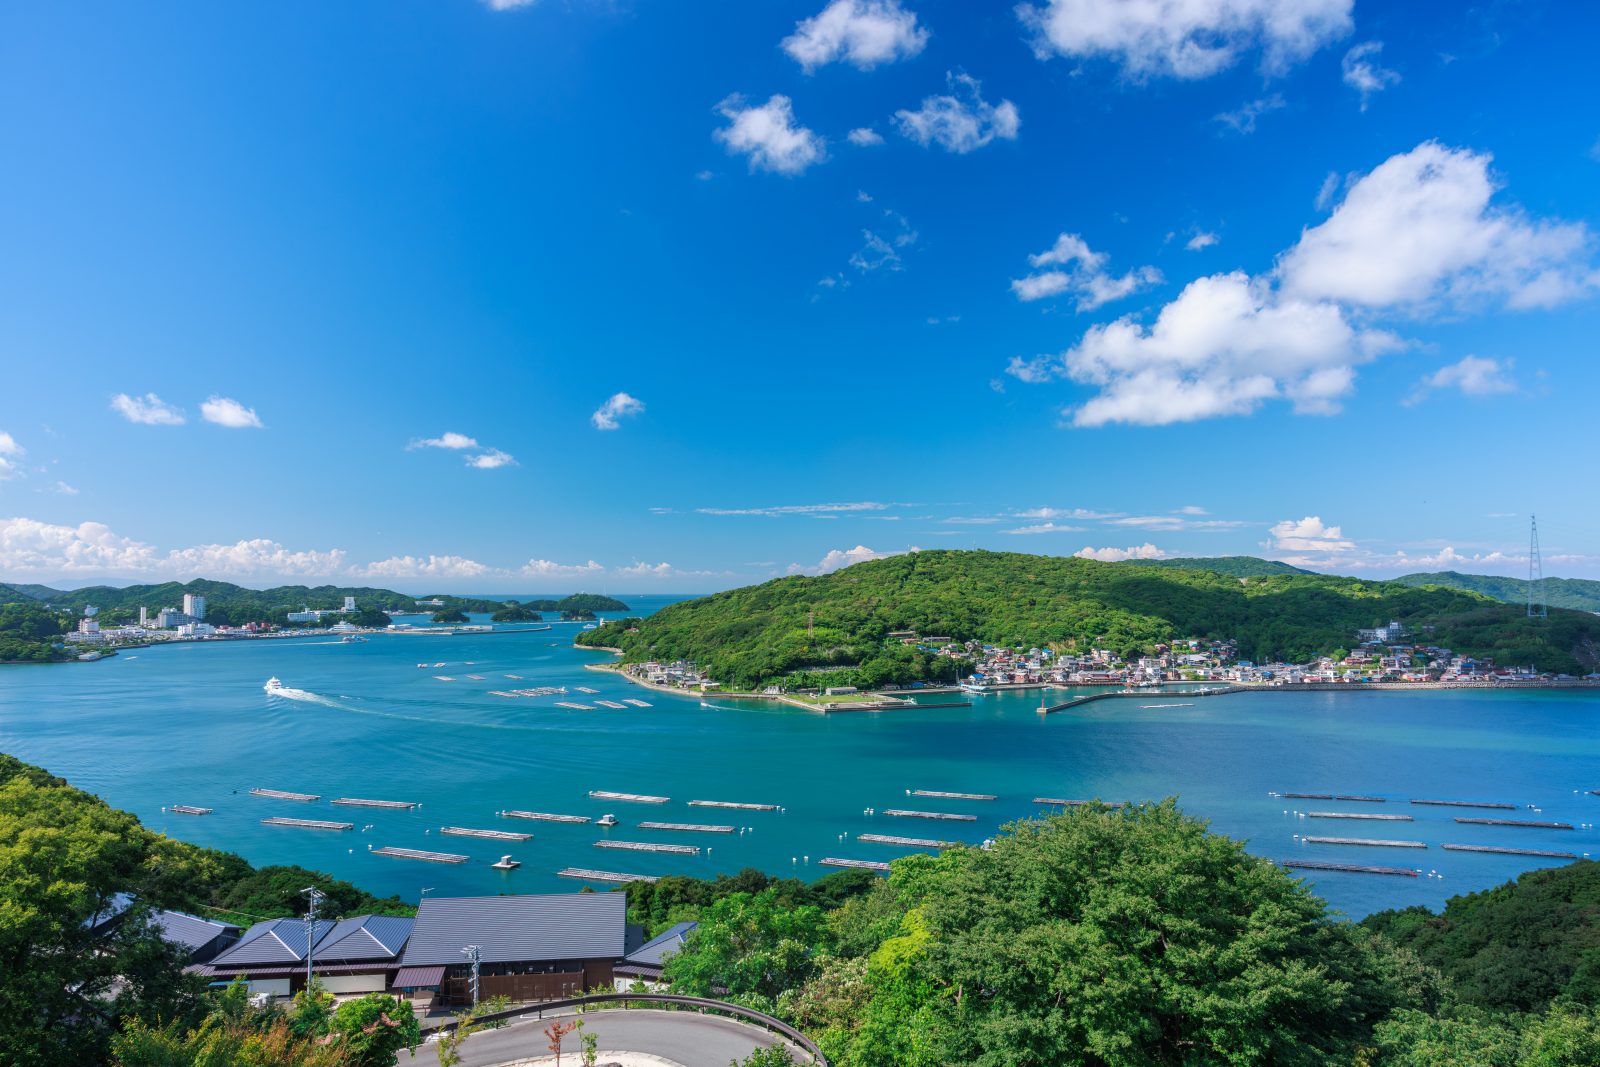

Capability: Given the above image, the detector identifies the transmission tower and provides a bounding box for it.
[1527,515,1547,618]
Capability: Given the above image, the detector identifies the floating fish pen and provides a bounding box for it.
[883,809,978,822]
[1302,836,1427,849]
[555,702,595,711]
[1442,844,1578,859]
[1411,799,1517,810]
[557,868,659,884]
[503,810,591,824]
[588,791,670,804]
[594,701,628,709]
[262,817,353,831]
[623,699,652,707]
[689,800,779,811]
[858,834,956,848]
[1282,859,1418,877]
[250,788,319,802]
[1032,798,1126,808]
[910,790,997,801]
[371,846,469,864]
[169,805,212,815]
[1281,793,1385,802]
[440,826,534,841]
[1455,817,1573,830]
[820,858,891,872]
[637,821,735,834]
[594,840,700,855]
[1307,812,1413,821]
[575,687,600,694]
[331,797,418,810]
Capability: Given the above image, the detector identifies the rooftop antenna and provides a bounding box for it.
[302,886,326,989]
[1528,515,1548,618]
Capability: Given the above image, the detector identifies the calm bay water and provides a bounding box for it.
[3,596,1598,919]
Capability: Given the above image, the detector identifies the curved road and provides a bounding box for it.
[408,1008,792,1067]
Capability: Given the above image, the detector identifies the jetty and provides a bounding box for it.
[1307,812,1413,821]
[820,858,891,872]
[250,788,319,802]
[1411,799,1517,810]
[1033,798,1126,808]
[883,809,978,822]
[169,805,212,815]
[1303,836,1427,849]
[440,827,533,841]
[557,868,659,884]
[503,810,591,824]
[910,790,997,801]
[594,840,700,855]
[689,800,779,811]
[1455,817,1573,830]
[1282,859,1418,877]
[588,791,669,804]
[371,846,469,864]
[262,817,353,831]
[331,797,419,810]
[859,833,956,848]
[1441,844,1578,859]
[1282,793,1385,802]
[637,822,735,834]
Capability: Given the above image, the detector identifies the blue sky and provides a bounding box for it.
[2,0,1598,592]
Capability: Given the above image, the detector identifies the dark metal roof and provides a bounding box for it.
[210,918,337,967]
[315,915,413,963]
[624,921,697,968]
[151,910,240,952]
[83,892,135,934]
[399,893,627,967]
[392,965,447,988]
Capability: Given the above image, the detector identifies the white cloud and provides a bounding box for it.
[1341,41,1399,110]
[0,517,346,578]
[1185,231,1219,251]
[167,539,347,577]
[1279,142,1600,311]
[788,544,904,575]
[894,73,1019,154]
[1109,514,1244,531]
[696,169,715,181]
[483,0,537,9]
[850,210,918,272]
[49,481,79,496]
[1406,355,1516,405]
[1214,94,1285,135]
[409,431,480,451]
[714,95,826,176]
[592,392,645,431]
[1175,505,1208,515]
[111,392,186,426]
[200,396,264,429]
[363,554,491,579]
[1314,171,1343,211]
[1073,543,1166,561]
[1000,522,1087,535]
[941,516,1003,525]
[520,558,606,578]
[1011,232,1162,311]
[847,127,885,147]
[0,432,22,481]
[1267,515,1354,554]
[1017,0,1352,79]
[698,501,893,517]
[466,448,517,469]
[783,0,928,72]
[1012,506,1121,521]
[613,561,730,581]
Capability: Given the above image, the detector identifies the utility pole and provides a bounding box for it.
[302,886,326,990]
[462,944,482,1006]
[1528,515,1548,618]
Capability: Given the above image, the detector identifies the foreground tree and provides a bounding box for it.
[663,887,828,1013]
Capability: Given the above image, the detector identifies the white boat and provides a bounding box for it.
[341,634,368,644]
[264,677,284,694]
[597,814,619,827]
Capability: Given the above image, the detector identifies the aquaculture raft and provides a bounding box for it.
[440,827,533,841]
[594,840,700,855]
[1454,817,1574,830]
[689,800,779,811]
[169,805,211,815]
[262,817,353,831]
[1282,859,1418,877]
[637,822,735,834]
[1032,798,1126,808]
[588,791,669,804]
[1411,799,1517,810]
[820,858,891,872]
[1282,793,1385,802]
[883,809,978,822]
[557,868,659,884]
[1442,844,1577,859]
[371,846,468,864]
[1307,812,1413,821]
[858,833,956,848]
[249,788,319,802]
[331,797,419,810]
[909,790,997,801]
[503,811,591,824]
[1302,836,1427,849]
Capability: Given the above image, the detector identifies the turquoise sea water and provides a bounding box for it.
[2,596,1597,919]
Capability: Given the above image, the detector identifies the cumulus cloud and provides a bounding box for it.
[409,431,513,469]
[592,392,645,431]
[1011,232,1162,311]
[1214,94,1285,134]
[111,392,186,426]
[1073,543,1166,561]
[363,554,491,579]
[0,517,348,578]
[200,396,264,429]
[783,0,928,71]
[1406,355,1516,405]
[1267,515,1354,554]
[1012,506,1122,521]
[1279,142,1600,311]
[1341,41,1399,109]
[466,448,517,469]
[166,539,346,577]
[1017,0,1352,79]
[409,432,480,450]
[715,95,826,176]
[847,127,885,147]
[50,481,79,496]
[1109,514,1244,531]
[520,558,606,578]
[483,0,537,9]
[788,544,905,575]
[1000,522,1086,535]
[1185,231,1220,251]
[0,432,22,481]
[894,73,1019,154]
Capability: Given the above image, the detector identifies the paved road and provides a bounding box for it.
[408,1008,791,1067]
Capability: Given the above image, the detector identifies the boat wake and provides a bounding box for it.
[265,685,343,709]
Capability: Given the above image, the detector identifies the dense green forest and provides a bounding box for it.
[1122,555,1313,577]
[1396,570,1600,613]
[578,550,1600,688]
[0,603,72,662]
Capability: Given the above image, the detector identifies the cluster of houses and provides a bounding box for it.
[624,660,721,692]
[87,891,694,1014]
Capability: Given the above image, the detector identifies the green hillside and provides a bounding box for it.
[1396,570,1600,613]
[578,549,1600,687]
[1123,555,1313,577]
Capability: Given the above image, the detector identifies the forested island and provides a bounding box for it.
[578,550,1600,689]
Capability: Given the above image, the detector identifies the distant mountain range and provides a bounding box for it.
[1393,571,1600,613]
